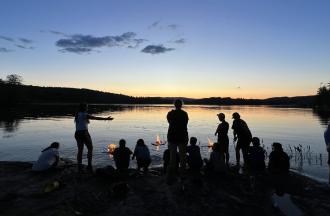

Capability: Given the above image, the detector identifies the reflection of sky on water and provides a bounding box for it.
[0,105,329,181]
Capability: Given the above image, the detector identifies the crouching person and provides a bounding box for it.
[113,139,133,172]
[204,142,227,175]
[32,142,60,172]
[132,139,151,173]
[268,142,290,195]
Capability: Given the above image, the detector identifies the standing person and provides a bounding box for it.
[32,142,60,171]
[215,113,230,166]
[113,139,133,171]
[166,99,189,184]
[324,123,330,165]
[231,112,252,166]
[74,103,113,172]
[132,139,151,172]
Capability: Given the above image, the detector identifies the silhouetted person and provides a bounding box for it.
[74,103,113,172]
[231,112,252,166]
[268,142,290,195]
[248,137,266,174]
[187,137,203,172]
[132,139,151,172]
[324,123,330,165]
[163,147,179,174]
[215,113,229,165]
[166,99,189,184]
[204,142,226,174]
[32,142,60,171]
[268,143,290,175]
[113,139,133,171]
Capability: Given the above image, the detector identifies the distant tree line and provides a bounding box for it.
[315,82,330,109]
[0,74,317,107]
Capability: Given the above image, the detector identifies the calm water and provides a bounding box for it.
[0,105,329,182]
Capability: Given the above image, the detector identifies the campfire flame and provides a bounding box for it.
[155,134,162,145]
[107,144,117,154]
[207,138,214,148]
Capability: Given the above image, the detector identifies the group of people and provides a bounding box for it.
[31,100,330,187]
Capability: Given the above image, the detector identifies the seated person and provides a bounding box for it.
[248,137,266,174]
[268,142,290,175]
[113,139,133,171]
[163,147,179,174]
[32,142,60,171]
[186,137,203,172]
[204,142,226,174]
[132,139,151,172]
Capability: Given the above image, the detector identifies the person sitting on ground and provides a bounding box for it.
[248,137,266,174]
[132,139,151,172]
[163,147,180,174]
[268,142,290,175]
[113,139,133,171]
[186,137,203,172]
[204,142,226,174]
[32,142,60,171]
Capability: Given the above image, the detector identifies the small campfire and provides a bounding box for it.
[151,134,166,146]
[107,144,117,154]
[207,138,214,148]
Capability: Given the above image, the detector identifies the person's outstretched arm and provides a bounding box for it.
[88,114,113,120]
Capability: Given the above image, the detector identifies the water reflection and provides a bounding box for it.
[1,104,330,182]
[313,108,330,126]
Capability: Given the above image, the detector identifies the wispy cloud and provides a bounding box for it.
[148,20,161,29]
[59,47,94,54]
[172,38,186,44]
[168,24,179,30]
[0,47,12,53]
[0,35,15,42]
[56,32,147,54]
[16,44,34,50]
[19,38,33,44]
[141,45,174,54]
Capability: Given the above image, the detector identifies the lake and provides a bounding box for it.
[0,104,329,182]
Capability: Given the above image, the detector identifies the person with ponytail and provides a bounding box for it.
[32,142,60,171]
[74,103,113,172]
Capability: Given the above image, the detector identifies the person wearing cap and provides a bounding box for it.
[166,99,189,184]
[231,112,252,166]
[215,113,229,165]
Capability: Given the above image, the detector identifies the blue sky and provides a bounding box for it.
[0,0,329,98]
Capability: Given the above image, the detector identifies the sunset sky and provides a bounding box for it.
[0,0,329,98]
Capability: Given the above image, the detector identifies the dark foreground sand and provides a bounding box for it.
[0,160,330,216]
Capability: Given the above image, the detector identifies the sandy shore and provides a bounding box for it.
[0,160,330,216]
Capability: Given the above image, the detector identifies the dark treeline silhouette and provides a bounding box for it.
[315,82,330,109]
[1,83,316,107]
